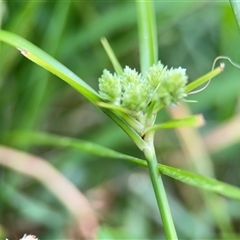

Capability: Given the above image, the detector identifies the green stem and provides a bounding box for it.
[100,37,123,75]
[143,133,178,240]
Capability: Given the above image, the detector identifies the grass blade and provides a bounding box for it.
[136,0,158,73]
[100,37,123,74]
[185,65,224,93]
[16,131,240,202]
[145,115,204,133]
[0,30,146,150]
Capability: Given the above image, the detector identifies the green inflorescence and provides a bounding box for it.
[98,61,188,120]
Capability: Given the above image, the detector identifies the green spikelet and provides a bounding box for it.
[99,70,121,105]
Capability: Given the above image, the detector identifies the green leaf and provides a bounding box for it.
[0,30,146,151]
[0,30,100,104]
[17,131,240,201]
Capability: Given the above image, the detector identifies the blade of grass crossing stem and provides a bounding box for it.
[12,130,240,201]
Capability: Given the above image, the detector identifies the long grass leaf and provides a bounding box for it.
[0,30,146,150]
[16,131,240,201]
[0,30,100,104]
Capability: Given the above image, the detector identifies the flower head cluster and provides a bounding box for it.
[98,61,188,117]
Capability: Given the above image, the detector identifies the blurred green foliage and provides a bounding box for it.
[1,1,240,239]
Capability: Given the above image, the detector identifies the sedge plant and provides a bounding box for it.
[1,1,240,239]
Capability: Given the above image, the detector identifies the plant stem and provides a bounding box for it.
[143,133,178,240]
[185,65,224,93]
[136,0,158,73]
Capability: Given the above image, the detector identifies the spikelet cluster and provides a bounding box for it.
[98,61,188,115]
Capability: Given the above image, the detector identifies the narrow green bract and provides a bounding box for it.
[121,66,150,112]
[155,67,188,106]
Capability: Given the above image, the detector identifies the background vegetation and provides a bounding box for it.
[0,1,240,239]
